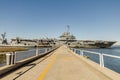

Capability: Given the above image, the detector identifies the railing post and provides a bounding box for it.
[74,49,76,53]
[80,50,84,56]
[74,49,77,53]
[14,52,16,64]
[6,52,11,65]
[72,48,74,52]
[36,47,39,56]
[11,52,16,64]
[99,53,104,67]
[101,54,104,67]
[45,48,48,53]
[47,48,49,51]
[73,49,76,53]
[99,54,102,67]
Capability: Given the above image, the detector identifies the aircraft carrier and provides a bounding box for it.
[0,29,116,48]
[59,27,116,48]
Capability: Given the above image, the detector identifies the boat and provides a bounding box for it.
[59,26,116,48]
[69,40,116,48]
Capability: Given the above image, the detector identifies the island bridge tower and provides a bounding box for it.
[59,25,76,45]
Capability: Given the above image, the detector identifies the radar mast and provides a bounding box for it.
[67,25,70,33]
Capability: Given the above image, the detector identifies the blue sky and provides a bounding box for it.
[0,0,120,44]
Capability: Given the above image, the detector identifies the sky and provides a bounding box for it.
[0,0,120,44]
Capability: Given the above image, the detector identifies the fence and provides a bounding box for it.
[72,49,120,68]
[0,47,52,67]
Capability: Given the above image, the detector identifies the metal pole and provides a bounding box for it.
[14,52,16,64]
[45,48,48,53]
[36,47,39,56]
[11,52,14,64]
[47,48,49,51]
[99,53,104,67]
[80,50,84,56]
[36,40,39,56]
[72,49,74,52]
[75,49,77,53]
[99,54,102,67]
[6,53,11,65]
[79,50,81,55]
[101,54,104,67]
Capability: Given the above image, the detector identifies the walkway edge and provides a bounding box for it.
[0,47,59,78]
[38,52,59,80]
[66,46,120,80]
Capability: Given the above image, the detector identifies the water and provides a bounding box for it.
[75,46,120,73]
[16,48,46,62]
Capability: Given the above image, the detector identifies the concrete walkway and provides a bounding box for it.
[38,46,112,80]
[1,46,118,80]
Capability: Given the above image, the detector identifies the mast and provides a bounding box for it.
[66,25,70,44]
[67,25,70,33]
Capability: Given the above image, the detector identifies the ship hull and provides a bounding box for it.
[69,41,116,48]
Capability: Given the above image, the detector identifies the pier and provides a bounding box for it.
[0,45,120,80]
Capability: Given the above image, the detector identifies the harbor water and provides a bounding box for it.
[75,46,120,73]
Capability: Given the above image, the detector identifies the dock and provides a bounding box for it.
[1,45,120,80]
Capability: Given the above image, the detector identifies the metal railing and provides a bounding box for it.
[73,49,120,68]
[0,47,52,67]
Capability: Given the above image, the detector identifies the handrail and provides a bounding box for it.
[73,49,120,68]
[82,50,100,55]
[0,49,36,54]
[0,47,54,67]
[103,54,120,59]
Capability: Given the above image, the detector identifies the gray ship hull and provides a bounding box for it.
[69,41,116,48]
[58,27,117,49]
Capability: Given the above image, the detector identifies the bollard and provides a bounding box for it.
[6,53,12,65]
